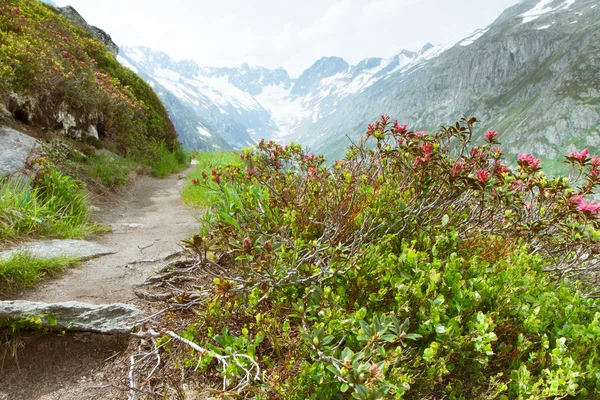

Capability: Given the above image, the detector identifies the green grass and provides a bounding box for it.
[0,168,99,241]
[151,144,192,178]
[181,152,241,207]
[85,150,131,187]
[0,252,79,294]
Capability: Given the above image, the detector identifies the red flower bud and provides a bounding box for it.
[264,240,272,253]
[243,237,252,253]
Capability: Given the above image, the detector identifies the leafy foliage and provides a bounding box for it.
[157,117,600,398]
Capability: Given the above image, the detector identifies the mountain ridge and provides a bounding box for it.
[119,0,599,171]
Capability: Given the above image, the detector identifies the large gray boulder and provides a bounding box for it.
[0,240,115,261]
[0,301,142,333]
[0,127,41,178]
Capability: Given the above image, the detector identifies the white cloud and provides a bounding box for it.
[55,0,520,76]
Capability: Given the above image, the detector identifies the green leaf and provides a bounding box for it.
[326,365,340,376]
[441,214,450,227]
[341,383,350,393]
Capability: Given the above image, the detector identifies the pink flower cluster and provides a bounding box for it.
[483,130,498,142]
[477,170,490,184]
[571,195,600,215]
[518,153,540,169]
[569,149,589,163]
[394,122,407,134]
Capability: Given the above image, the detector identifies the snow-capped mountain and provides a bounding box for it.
[119,43,435,151]
[120,0,599,170]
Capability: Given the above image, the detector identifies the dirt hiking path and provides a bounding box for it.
[1,166,200,400]
[15,166,199,305]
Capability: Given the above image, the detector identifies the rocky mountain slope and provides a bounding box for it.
[120,0,599,170]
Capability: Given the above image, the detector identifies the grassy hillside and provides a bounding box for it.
[0,0,180,161]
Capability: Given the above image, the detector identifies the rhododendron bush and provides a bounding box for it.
[150,117,600,399]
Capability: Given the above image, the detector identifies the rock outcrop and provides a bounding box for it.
[0,127,42,179]
[0,301,141,334]
[58,6,118,57]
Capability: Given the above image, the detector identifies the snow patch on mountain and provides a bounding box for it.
[197,125,212,137]
[459,29,489,46]
[521,0,578,23]
[117,55,138,73]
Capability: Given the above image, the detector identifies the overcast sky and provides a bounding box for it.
[54,0,521,76]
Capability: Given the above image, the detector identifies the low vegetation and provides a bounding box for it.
[151,143,192,178]
[85,150,132,187]
[0,166,98,241]
[137,117,600,399]
[0,251,78,293]
[181,151,241,206]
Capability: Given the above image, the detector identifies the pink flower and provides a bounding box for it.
[569,149,589,163]
[496,164,509,174]
[592,156,600,167]
[571,195,584,206]
[61,50,68,56]
[577,199,600,215]
[415,131,428,136]
[420,142,433,155]
[413,156,423,168]
[452,161,463,176]
[307,167,316,174]
[518,153,540,169]
[394,123,407,134]
[483,130,498,142]
[492,147,502,154]
[477,170,489,184]
[381,115,390,124]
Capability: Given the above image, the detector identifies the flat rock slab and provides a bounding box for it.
[0,127,40,178]
[0,239,115,261]
[0,300,142,333]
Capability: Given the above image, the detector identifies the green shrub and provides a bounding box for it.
[181,151,241,207]
[0,252,79,293]
[0,167,97,240]
[153,117,600,398]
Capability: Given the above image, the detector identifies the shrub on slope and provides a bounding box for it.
[135,117,600,399]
